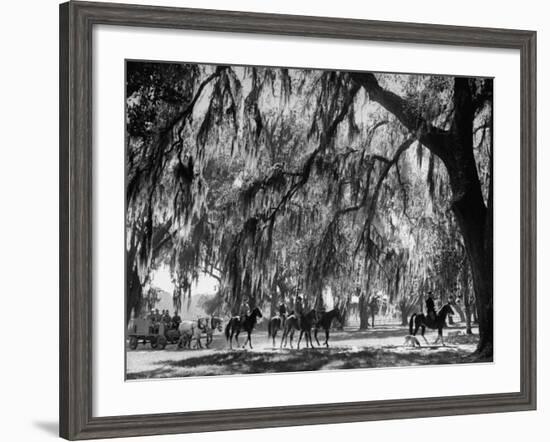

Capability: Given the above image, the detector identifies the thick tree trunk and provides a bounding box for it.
[449,78,493,358]
[358,295,370,329]
[359,268,372,329]
[462,260,473,334]
[453,196,492,355]
[400,304,408,326]
[127,260,143,326]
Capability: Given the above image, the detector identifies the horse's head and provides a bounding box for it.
[252,307,262,318]
[443,303,455,317]
[197,317,208,330]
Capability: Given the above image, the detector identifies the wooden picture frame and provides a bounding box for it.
[59,1,536,439]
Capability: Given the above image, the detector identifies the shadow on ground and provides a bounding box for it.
[127,345,486,380]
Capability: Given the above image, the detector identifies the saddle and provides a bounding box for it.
[427,310,437,322]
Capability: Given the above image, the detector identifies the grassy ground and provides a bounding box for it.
[126,324,487,380]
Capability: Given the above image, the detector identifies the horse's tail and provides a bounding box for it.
[224,321,231,340]
[409,313,417,335]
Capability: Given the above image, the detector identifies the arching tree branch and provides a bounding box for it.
[350,72,453,168]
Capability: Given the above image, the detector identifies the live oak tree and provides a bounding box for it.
[349,73,493,357]
[126,62,492,357]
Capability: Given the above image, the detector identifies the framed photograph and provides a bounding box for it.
[59,1,536,439]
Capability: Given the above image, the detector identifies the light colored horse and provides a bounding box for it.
[178,319,201,349]
[178,316,223,349]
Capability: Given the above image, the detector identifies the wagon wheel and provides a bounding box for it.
[150,336,158,349]
[129,336,138,350]
[157,335,167,350]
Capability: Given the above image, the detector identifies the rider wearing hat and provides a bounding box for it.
[294,295,304,328]
[426,291,436,322]
[278,303,287,326]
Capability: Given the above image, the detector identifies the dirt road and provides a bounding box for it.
[126,324,482,379]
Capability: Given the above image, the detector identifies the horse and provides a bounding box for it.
[314,308,343,347]
[280,309,317,349]
[202,315,223,347]
[409,303,455,346]
[268,315,284,347]
[177,318,206,349]
[224,307,263,349]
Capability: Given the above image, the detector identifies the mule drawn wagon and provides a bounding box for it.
[127,318,169,350]
[127,316,223,350]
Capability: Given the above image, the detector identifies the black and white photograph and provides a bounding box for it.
[0,0,543,439]
[125,60,493,379]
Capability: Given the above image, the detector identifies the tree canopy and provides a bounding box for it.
[125,61,493,355]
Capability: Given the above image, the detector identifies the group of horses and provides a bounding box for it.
[224,307,344,350]
[145,301,455,351]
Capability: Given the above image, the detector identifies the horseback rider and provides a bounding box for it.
[426,291,436,322]
[278,303,287,326]
[239,303,250,322]
[295,295,303,316]
[295,295,304,328]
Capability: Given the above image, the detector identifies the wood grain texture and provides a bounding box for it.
[59,1,537,439]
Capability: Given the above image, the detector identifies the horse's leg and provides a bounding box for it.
[235,330,240,347]
[314,328,321,346]
[325,329,329,347]
[421,325,429,345]
[289,329,294,349]
[280,329,286,348]
[434,328,444,346]
[297,330,304,349]
[432,327,440,345]
[248,331,253,349]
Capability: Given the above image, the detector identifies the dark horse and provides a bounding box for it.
[281,309,318,349]
[225,307,263,349]
[267,315,284,347]
[409,303,455,346]
[314,308,343,348]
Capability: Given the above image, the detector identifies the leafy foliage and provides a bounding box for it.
[125,62,492,325]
